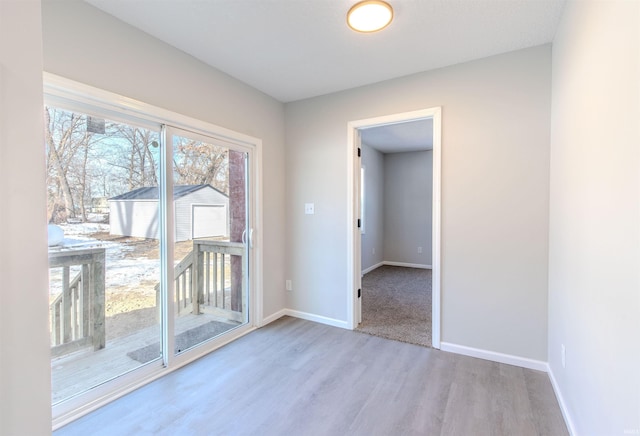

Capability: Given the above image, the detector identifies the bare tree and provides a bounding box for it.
[45,104,163,224]
[173,138,229,194]
[103,125,160,194]
[118,125,159,190]
[44,107,89,223]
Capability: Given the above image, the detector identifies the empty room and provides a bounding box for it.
[1,0,638,435]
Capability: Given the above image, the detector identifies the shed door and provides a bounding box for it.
[192,204,227,239]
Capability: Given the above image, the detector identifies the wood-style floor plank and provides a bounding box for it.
[55,317,568,436]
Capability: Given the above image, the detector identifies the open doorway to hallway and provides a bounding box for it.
[348,108,441,348]
[356,120,433,347]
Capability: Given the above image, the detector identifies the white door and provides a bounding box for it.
[192,204,227,239]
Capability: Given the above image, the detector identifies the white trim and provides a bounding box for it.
[347,126,358,330]
[431,107,442,349]
[347,107,442,350]
[284,309,350,330]
[361,262,384,275]
[440,342,548,372]
[547,365,577,436]
[361,261,432,275]
[260,309,288,326]
[253,137,264,329]
[360,165,366,235]
[43,73,259,148]
[382,261,432,270]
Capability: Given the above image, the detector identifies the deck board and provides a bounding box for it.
[52,313,239,404]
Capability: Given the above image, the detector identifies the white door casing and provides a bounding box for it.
[346,107,441,349]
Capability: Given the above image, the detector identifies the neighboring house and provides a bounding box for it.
[90,197,109,214]
[109,185,228,242]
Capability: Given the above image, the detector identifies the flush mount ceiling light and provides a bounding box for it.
[347,0,394,33]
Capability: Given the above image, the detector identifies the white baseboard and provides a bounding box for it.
[547,365,577,436]
[361,261,432,275]
[284,309,350,330]
[260,309,288,327]
[382,261,432,270]
[440,342,548,372]
[362,262,384,275]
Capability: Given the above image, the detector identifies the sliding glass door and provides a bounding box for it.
[166,127,250,357]
[45,92,256,417]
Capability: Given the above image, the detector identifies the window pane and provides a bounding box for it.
[171,132,248,356]
[46,106,162,404]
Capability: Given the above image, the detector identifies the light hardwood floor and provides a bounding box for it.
[55,316,568,436]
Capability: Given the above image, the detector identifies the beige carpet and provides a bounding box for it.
[356,265,432,347]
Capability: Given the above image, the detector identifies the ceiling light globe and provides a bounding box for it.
[347,1,394,33]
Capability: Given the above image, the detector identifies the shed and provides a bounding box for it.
[109,185,229,242]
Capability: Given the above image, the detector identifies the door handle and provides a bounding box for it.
[241,229,253,248]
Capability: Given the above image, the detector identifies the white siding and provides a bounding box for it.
[109,200,159,239]
[110,187,229,242]
[175,188,229,242]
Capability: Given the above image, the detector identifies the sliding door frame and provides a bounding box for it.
[45,73,263,429]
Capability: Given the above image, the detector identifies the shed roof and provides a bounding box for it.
[109,184,226,201]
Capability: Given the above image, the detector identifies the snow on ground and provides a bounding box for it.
[49,223,161,296]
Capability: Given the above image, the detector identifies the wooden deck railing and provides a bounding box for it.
[48,241,243,358]
[159,240,246,323]
[194,240,245,322]
[49,247,106,357]
[173,250,195,313]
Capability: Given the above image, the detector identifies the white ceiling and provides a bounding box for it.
[361,119,433,154]
[85,0,566,103]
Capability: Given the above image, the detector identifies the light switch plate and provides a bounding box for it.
[305,203,315,214]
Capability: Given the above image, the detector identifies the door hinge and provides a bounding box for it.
[358,288,361,298]
[357,147,361,157]
[357,218,361,228]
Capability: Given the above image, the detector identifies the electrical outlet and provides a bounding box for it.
[561,344,566,368]
[418,246,423,254]
[304,203,314,214]
[372,248,376,255]
[286,280,292,291]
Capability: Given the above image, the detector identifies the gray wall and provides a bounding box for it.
[360,144,385,271]
[361,146,433,272]
[548,0,639,433]
[0,1,52,434]
[42,0,287,319]
[285,45,551,360]
[383,151,432,266]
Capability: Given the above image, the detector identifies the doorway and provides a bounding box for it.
[347,108,441,349]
